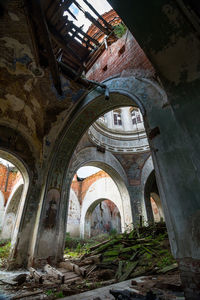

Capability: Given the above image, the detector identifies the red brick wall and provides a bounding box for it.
[71,171,109,205]
[0,164,22,205]
[86,29,155,82]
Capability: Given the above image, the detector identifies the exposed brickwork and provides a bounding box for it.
[86,24,155,82]
[86,10,121,44]
[71,170,109,205]
[0,164,22,205]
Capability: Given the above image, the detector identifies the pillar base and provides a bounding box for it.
[178,258,200,300]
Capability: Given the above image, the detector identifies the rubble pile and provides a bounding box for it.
[0,223,183,299]
[74,223,177,283]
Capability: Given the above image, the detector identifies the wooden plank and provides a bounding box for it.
[47,22,83,63]
[44,264,65,284]
[59,261,86,277]
[29,267,43,284]
[82,0,113,31]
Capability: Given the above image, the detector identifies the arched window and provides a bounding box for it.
[113,110,122,126]
[131,108,142,125]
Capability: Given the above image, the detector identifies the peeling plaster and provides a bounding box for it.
[8,12,20,22]
[30,96,41,112]
[162,4,181,29]
[24,105,36,135]
[0,37,34,76]
[151,34,200,84]
[24,78,36,92]
[5,94,24,111]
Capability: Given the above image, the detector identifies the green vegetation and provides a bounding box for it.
[64,232,109,258]
[114,22,127,38]
[64,223,176,282]
[46,290,64,298]
[0,239,11,268]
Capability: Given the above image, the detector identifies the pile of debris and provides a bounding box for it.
[72,223,177,283]
[0,223,182,299]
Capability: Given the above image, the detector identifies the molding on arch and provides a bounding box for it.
[4,179,24,217]
[68,146,128,186]
[33,76,168,263]
[0,150,30,261]
[140,155,154,223]
[67,147,132,235]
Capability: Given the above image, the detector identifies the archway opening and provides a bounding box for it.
[0,150,29,267]
[144,170,165,224]
[88,199,121,238]
[66,165,125,240]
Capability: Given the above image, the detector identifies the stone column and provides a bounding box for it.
[121,107,133,131]
[105,111,113,129]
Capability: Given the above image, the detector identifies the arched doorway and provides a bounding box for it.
[84,198,121,238]
[1,180,24,240]
[0,150,29,265]
[144,170,164,224]
[80,175,125,238]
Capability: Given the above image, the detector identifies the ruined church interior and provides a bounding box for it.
[0,0,200,299]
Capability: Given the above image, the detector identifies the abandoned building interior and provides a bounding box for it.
[0,0,200,299]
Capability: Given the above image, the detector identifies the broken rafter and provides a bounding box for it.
[47,22,84,63]
[73,0,110,35]
[68,21,100,46]
[58,61,91,88]
[27,0,62,95]
[82,0,113,31]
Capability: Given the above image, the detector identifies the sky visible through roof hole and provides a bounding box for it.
[64,0,112,32]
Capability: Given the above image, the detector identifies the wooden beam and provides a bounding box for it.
[58,61,91,88]
[73,0,110,35]
[82,0,113,31]
[28,0,62,95]
[68,21,100,46]
[47,22,84,63]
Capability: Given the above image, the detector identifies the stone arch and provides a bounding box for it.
[144,170,164,224]
[68,147,132,230]
[66,188,81,237]
[1,180,24,239]
[80,177,125,238]
[140,155,154,223]
[150,192,164,222]
[0,150,29,261]
[0,191,5,229]
[34,75,179,263]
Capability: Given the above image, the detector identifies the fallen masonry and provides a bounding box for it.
[0,223,184,299]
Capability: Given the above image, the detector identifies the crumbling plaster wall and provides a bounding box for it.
[0,0,89,267]
[90,200,121,237]
[80,177,124,238]
[66,188,80,237]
